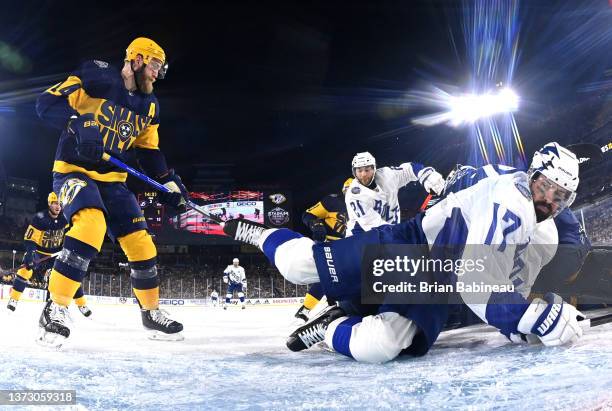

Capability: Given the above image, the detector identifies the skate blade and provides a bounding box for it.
[147,330,185,341]
[35,329,67,350]
[318,341,335,352]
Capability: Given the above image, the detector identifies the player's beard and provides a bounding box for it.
[533,200,553,222]
[135,70,155,94]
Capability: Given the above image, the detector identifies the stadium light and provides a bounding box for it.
[412,87,520,128]
[448,88,519,126]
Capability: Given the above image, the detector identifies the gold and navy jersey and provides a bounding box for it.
[36,60,163,182]
[303,194,348,240]
[24,210,68,255]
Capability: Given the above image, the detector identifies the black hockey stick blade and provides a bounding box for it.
[566,143,604,165]
[589,311,612,327]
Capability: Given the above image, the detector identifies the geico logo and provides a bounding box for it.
[159,299,185,305]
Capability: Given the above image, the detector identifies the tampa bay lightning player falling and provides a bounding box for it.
[224,142,586,363]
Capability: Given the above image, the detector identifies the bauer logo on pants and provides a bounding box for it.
[267,207,290,225]
[59,178,88,207]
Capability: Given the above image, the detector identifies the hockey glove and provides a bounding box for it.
[517,292,585,346]
[158,169,190,208]
[417,167,445,195]
[68,114,104,162]
[309,219,327,243]
[223,276,229,284]
[22,249,36,270]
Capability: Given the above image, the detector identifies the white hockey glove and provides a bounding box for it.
[223,276,228,284]
[417,167,445,195]
[517,293,585,346]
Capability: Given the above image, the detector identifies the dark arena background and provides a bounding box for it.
[0,0,611,409]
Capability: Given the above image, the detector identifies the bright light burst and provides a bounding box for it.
[405,0,526,167]
[412,87,519,127]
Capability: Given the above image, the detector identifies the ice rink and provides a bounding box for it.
[1,300,611,410]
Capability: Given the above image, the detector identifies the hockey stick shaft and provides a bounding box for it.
[589,312,612,327]
[101,153,224,224]
[419,194,433,212]
[13,251,61,272]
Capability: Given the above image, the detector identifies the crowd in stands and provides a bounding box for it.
[575,196,612,246]
[0,215,26,242]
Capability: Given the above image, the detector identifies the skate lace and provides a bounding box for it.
[298,323,326,348]
[150,309,173,327]
[235,221,264,246]
[49,303,68,326]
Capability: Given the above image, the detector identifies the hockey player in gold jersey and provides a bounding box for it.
[293,178,352,321]
[7,192,91,317]
[35,37,186,346]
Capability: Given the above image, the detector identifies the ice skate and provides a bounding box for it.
[293,305,310,323]
[286,305,345,352]
[78,305,92,318]
[37,300,70,349]
[6,298,17,312]
[222,218,267,247]
[141,309,184,341]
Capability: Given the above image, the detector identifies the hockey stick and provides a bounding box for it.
[419,194,432,212]
[101,153,225,225]
[13,251,61,272]
[586,311,612,327]
[567,142,607,165]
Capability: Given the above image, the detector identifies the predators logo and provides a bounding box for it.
[269,193,286,205]
[59,178,88,207]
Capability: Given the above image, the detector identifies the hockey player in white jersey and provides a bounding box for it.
[223,258,247,310]
[210,289,219,307]
[345,152,445,236]
[224,142,585,363]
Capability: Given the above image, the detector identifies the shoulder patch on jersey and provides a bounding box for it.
[93,60,109,68]
[35,211,44,219]
[351,186,361,194]
[514,180,532,200]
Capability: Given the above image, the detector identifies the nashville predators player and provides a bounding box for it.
[35,37,186,346]
[7,192,91,317]
[294,178,352,322]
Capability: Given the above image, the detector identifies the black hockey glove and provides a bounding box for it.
[158,169,190,208]
[309,219,327,243]
[22,249,36,269]
[68,114,104,162]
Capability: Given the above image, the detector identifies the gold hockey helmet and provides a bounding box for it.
[125,37,168,79]
[48,192,58,205]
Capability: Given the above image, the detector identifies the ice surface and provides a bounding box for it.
[1,301,611,410]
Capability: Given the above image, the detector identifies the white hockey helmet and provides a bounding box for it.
[351,152,376,185]
[528,142,579,213]
[233,258,239,265]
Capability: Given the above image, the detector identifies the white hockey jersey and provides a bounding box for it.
[345,163,422,236]
[211,291,219,299]
[223,265,247,285]
[421,171,541,336]
[444,163,559,298]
